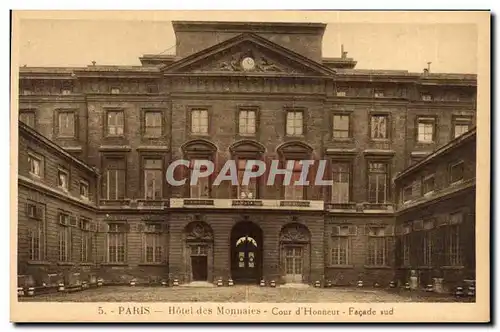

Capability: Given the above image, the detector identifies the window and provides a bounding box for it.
[331,225,356,265]
[403,185,413,203]
[143,224,163,263]
[80,219,93,263]
[417,117,435,143]
[336,88,347,97]
[191,109,208,134]
[284,160,304,200]
[332,114,350,138]
[449,161,464,184]
[422,174,435,194]
[103,158,126,200]
[447,224,461,266]
[421,93,433,101]
[58,224,71,262]
[108,223,127,263]
[61,88,72,95]
[239,109,256,135]
[144,111,162,137]
[57,168,69,191]
[368,162,388,203]
[331,162,350,203]
[190,160,210,198]
[286,111,303,136]
[20,111,35,128]
[423,230,434,266]
[107,111,124,136]
[370,115,388,139]
[367,226,392,266]
[146,84,158,94]
[453,117,472,138]
[28,152,43,177]
[110,87,120,94]
[144,158,163,199]
[237,159,258,199]
[58,112,75,137]
[402,231,411,267]
[28,222,43,261]
[374,89,385,98]
[80,180,89,199]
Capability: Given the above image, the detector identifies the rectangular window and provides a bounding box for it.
[80,180,89,199]
[144,158,163,200]
[144,111,162,137]
[374,89,385,98]
[108,223,126,263]
[28,152,43,177]
[421,93,433,101]
[146,84,158,94]
[447,224,461,266]
[237,159,258,199]
[103,158,126,200]
[367,226,392,266]
[336,88,347,97]
[57,168,69,191]
[80,219,93,263]
[58,112,75,137]
[453,117,472,138]
[330,225,356,265]
[110,87,120,94]
[423,230,434,266]
[286,111,303,136]
[402,233,410,266]
[143,224,163,263]
[58,225,70,262]
[20,111,36,128]
[28,222,43,261]
[284,160,304,200]
[331,162,350,203]
[107,111,124,136]
[370,115,388,139]
[449,161,464,184]
[239,109,256,135]
[189,160,210,198]
[368,162,388,203]
[61,88,72,95]
[422,174,435,194]
[417,117,435,143]
[191,109,208,134]
[332,114,350,138]
[402,185,413,203]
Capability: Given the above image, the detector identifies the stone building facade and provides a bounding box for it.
[17,21,477,288]
[394,128,476,292]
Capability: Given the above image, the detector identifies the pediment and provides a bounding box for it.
[163,33,335,77]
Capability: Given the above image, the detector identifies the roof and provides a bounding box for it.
[394,127,476,181]
[18,121,99,176]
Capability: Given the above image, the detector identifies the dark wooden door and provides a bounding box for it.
[191,256,208,281]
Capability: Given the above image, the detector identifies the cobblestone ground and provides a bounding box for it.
[19,286,468,303]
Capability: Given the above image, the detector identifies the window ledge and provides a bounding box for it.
[327,265,354,269]
[331,137,354,142]
[416,266,434,270]
[100,262,127,266]
[363,265,392,269]
[57,262,75,266]
[138,263,167,267]
[27,260,51,266]
[416,141,435,145]
[441,265,464,270]
[79,263,95,266]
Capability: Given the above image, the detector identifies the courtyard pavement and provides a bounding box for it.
[18,285,469,303]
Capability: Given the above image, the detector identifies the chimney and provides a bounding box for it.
[341,44,348,59]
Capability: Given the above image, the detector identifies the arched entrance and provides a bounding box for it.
[279,223,311,284]
[183,221,213,282]
[230,221,263,284]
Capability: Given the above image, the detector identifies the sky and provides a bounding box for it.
[16,15,478,74]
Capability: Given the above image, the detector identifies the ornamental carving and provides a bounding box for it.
[185,222,213,242]
[280,224,310,243]
[213,54,290,73]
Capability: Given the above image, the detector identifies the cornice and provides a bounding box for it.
[169,92,327,102]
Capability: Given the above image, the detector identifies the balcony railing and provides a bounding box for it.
[169,198,324,211]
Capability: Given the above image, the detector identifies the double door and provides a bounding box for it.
[284,246,303,283]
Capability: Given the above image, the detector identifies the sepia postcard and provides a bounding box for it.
[10,10,491,323]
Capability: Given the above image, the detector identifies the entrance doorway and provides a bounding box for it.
[230,221,263,283]
[284,246,303,283]
[191,256,208,281]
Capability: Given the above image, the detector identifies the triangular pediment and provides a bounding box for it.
[162,33,335,77]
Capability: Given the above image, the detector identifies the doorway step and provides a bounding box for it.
[280,283,310,289]
[180,281,215,288]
